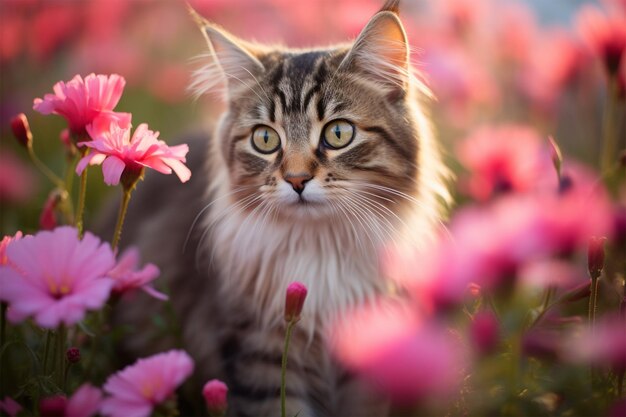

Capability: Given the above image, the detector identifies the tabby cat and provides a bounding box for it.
[110,1,449,415]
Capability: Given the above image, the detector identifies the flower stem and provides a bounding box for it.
[26,145,65,189]
[56,325,66,390]
[112,188,133,251]
[281,320,296,417]
[75,151,89,238]
[42,330,52,374]
[601,74,618,174]
[588,277,600,329]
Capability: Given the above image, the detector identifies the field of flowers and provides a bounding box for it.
[0,0,625,416]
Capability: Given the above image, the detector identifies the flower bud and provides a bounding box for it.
[284,281,307,323]
[202,379,228,417]
[587,236,607,279]
[10,113,33,148]
[66,347,81,364]
[39,396,67,417]
[547,136,562,179]
[40,190,63,230]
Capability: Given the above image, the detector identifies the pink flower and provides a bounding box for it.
[101,350,194,417]
[0,396,22,417]
[202,379,228,416]
[284,281,307,322]
[576,5,626,74]
[108,247,167,300]
[456,125,550,201]
[76,122,191,186]
[0,151,38,204]
[0,226,115,328]
[33,73,131,137]
[331,300,465,405]
[0,231,23,266]
[39,384,102,417]
[565,315,626,373]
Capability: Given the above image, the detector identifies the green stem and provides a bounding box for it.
[26,146,65,189]
[601,74,618,174]
[75,163,88,238]
[529,286,556,328]
[42,330,52,375]
[112,188,133,251]
[281,320,296,417]
[588,277,600,329]
[56,325,66,391]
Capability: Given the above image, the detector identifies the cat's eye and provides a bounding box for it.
[251,125,281,154]
[322,119,355,150]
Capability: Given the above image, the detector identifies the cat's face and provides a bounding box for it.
[194,9,423,223]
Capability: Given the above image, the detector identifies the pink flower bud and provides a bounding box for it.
[40,191,63,230]
[39,396,67,417]
[66,347,81,364]
[10,113,33,148]
[587,236,607,279]
[202,379,228,416]
[470,311,500,355]
[284,281,307,323]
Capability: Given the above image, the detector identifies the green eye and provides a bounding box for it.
[322,119,355,149]
[251,125,281,154]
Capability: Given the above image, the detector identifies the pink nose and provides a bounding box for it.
[284,173,313,194]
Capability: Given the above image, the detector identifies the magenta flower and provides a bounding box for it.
[33,73,131,138]
[331,301,465,405]
[108,247,167,300]
[76,122,191,186]
[39,384,102,417]
[101,350,194,417]
[0,226,115,328]
[0,396,22,417]
[456,125,550,201]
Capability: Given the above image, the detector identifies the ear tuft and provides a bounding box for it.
[188,7,265,99]
[379,0,400,14]
[339,11,410,97]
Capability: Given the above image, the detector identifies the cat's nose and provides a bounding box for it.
[284,173,313,194]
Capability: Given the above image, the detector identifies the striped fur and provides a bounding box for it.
[111,2,450,416]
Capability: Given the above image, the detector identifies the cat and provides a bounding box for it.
[107,0,450,415]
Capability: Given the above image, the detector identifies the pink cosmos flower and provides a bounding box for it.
[331,300,465,405]
[108,247,167,300]
[0,231,23,266]
[33,73,131,138]
[0,226,115,328]
[39,384,103,417]
[0,396,22,417]
[76,122,191,186]
[101,350,194,417]
[576,5,626,74]
[456,125,550,201]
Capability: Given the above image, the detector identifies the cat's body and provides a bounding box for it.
[108,2,449,416]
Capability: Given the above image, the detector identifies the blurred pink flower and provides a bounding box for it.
[29,3,78,62]
[33,73,131,138]
[331,300,464,404]
[0,231,23,266]
[39,384,102,417]
[0,396,22,417]
[39,190,62,231]
[0,226,115,328]
[456,125,550,201]
[470,311,500,355]
[576,5,626,74]
[565,315,626,373]
[101,350,194,417]
[0,152,37,204]
[76,122,191,186]
[108,247,167,301]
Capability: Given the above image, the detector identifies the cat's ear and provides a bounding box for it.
[339,10,410,99]
[188,8,265,98]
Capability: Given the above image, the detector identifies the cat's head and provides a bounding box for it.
[191,1,445,230]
